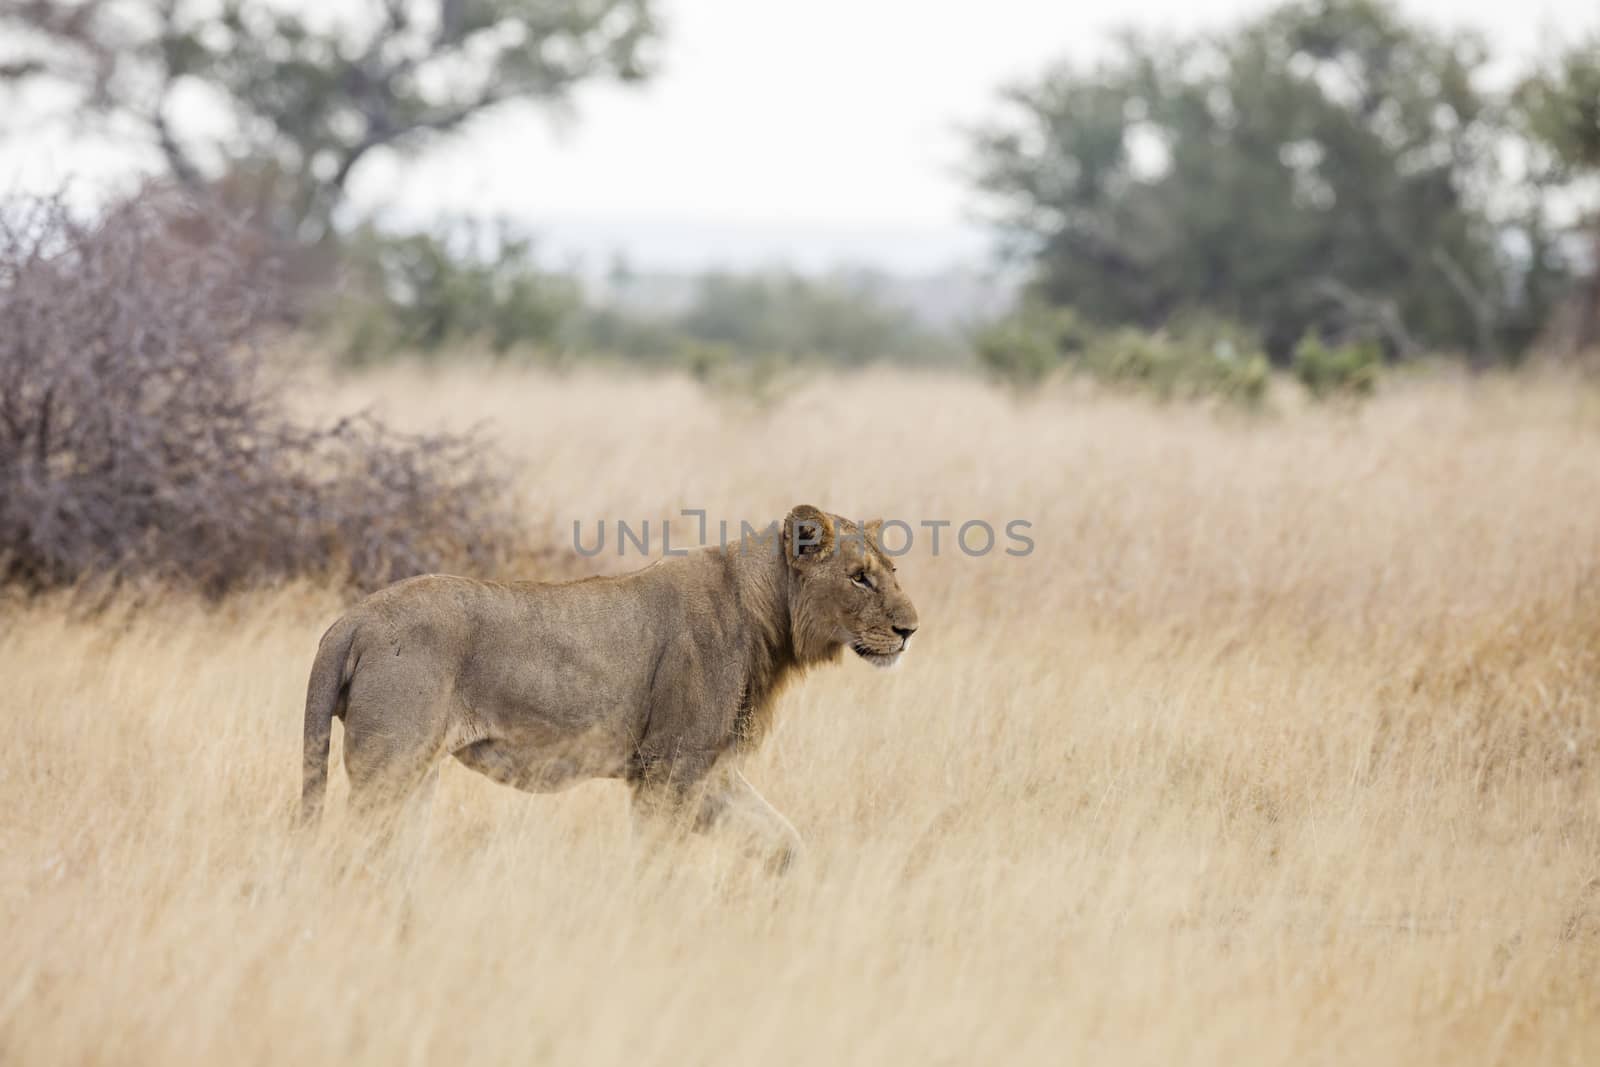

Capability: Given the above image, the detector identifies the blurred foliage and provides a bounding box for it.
[6,0,1597,384]
[1513,31,1600,353]
[1082,330,1271,407]
[1292,334,1382,400]
[1516,32,1600,175]
[976,304,1271,405]
[975,304,1091,385]
[335,223,584,362]
[327,228,960,370]
[0,0,660,239]
[670,271,958,366]
[969,0,1570,366]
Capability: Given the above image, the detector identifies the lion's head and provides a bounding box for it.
[780,504,920,669]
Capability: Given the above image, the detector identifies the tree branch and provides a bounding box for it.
[1430,247,1498,365]
[144,0,204,189]
[327,85,510,194]
[150,100,203,189]
[1310,276,1420,359]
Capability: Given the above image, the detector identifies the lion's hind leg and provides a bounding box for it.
[340,667,452,870]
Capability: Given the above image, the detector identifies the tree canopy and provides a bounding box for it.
[970,0,1573,362]
[1,0,659,238]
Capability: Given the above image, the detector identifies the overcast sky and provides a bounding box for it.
[6,0,1595,272]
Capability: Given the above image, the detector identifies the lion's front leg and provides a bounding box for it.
[698,768,804,875]
[630,762,803,875]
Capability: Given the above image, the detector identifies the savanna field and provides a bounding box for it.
[6,364,1600,1065]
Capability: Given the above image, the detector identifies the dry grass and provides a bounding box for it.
[6,365,1600,1064]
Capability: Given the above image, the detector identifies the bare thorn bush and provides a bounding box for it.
[0,191,518,595]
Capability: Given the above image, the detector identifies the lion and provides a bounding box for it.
[300,505,919,871]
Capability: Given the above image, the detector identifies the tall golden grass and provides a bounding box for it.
[5,366,1600,1064]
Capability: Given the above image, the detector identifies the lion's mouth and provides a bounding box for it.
[851,642,902,669]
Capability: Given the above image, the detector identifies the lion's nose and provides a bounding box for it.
[893,624,917,646]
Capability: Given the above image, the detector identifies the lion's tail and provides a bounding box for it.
[299,616,357,830]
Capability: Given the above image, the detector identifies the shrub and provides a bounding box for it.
[976,304,1269,405]
[1083,329,1270,406]
[335,222,584,363]
[0,192,519,595]
[1292,334,1381,401]
[329,235,961,370]
[673,271,953,366]
[974,304,1091,385]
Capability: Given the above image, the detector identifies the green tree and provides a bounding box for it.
[970,0,1513,362]
[335,220,584,360]
[1514,32,1600,352]
[1,0,658,239]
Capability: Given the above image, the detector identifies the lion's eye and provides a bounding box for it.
[851,572,873,590]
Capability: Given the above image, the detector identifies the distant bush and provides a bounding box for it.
[976,304,1269,405]
[327,231,960,369]
[1083,328,1270,406]
[335,222,584,363]
[974,304,1091,385]
[0,193,519,595]
[573,305,688,366]
[672,271,954,366]
[1292,334,1381,401]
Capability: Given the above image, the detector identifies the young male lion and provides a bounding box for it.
[300,504,919,871]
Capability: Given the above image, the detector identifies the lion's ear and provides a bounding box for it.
[864,518,884,550]
[784,504,836,567]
